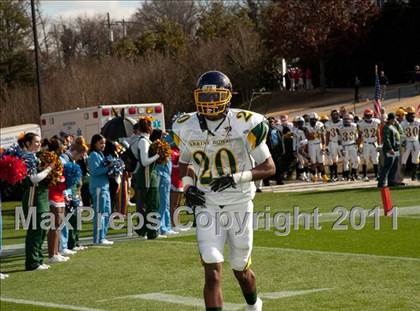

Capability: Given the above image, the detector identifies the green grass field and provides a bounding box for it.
[1,186,420,310]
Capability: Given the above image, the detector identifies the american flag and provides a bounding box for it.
[373,71,382,118]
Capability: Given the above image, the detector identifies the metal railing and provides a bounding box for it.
[393,83,420,101]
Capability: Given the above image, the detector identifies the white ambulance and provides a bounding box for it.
[40,103,165,142]
[0,123,42,149]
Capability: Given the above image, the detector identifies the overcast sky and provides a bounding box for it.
[40,0,140,20]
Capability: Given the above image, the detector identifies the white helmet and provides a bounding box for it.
[294,116,305,122]
[309,112,319,120]
[343,113,353,125]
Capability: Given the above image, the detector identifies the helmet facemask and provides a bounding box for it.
[406,113,415,122]
[331,112,340,123]
[343,114,353,126]
[309,118,317,127]
[194,85,232,117]
[364,113,373,122]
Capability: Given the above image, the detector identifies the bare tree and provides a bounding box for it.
[131,0,198,37]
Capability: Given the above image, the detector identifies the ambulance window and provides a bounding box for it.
[49,117,54,124]
[84,113,89,120]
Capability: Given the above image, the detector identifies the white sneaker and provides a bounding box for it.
[99,239,114,245]
[245,297,262,311]
[166,230,179,235]
[57,254,70,261]
[35,264,49,270]
[0,273,9,279]
[61,249,77,256]
[173,227,190,232]
[156,234,167,239]
[363,176,369,181]
[48,255,67,263]
[73,246,87,251]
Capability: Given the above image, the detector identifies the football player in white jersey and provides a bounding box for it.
[357,108,381,181]
[293,116,309,180]
[400,106,420,180]
[325,110,343,181]
[304,112,328,182]
[172,71,274,311]
[338,114,360,180]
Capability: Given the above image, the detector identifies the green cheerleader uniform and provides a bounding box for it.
[22,178,49,270]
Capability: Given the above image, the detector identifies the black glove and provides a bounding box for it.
[184,186,206,206]
[210,175,236,192]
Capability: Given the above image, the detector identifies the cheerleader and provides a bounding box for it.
[45,137,71,263]
[18,133,54,271]
[88,134,113,245]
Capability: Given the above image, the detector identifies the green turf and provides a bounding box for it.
[1,187,420,310]
[253,186,420,213]
[173,217,420,258]
[1,233,420,310]
[2,186,420,246]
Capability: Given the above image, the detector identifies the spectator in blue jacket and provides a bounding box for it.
[150,130,178,236]
[88,134,113,245]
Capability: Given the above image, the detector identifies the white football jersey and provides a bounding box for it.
[325,120,343,143]
[358,118,381,143]
[172,109,269,206]
[306,121,324,144]
[292,127,307,151]
[339,123,358,145]
[400,119,420,142]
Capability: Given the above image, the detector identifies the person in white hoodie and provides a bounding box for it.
[130,117,161,239]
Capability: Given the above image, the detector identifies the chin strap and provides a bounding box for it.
[197,112,228,136]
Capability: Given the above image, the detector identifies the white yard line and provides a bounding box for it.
[158,240,420,262]
[98,289,333,310]
[0,297,105,311]
[266,180,420,193]
[121,293,242,311]
[259,288,331,299]
[398,215,420,219]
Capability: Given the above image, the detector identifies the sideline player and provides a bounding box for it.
[325,110,343,181]
[338,114,360,180]
[400,106,420,180]
[304,112,328,182]
[357,108,381,181]
[172,71,275,311]
[293,116,309,181]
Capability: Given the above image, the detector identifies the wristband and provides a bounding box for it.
[182,176,194,191]
[232,171,253,184]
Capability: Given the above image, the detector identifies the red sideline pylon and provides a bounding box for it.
[380,187,393,216]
